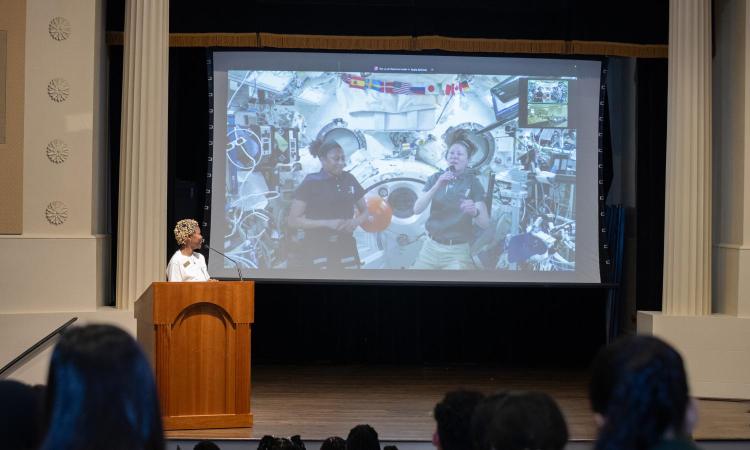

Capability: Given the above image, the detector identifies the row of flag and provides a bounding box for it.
[341,74,470,96]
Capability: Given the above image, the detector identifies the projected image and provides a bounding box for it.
[527,79,568,128]
[528,104,568,128]
[223,70,578,273]
[527,80,568,104]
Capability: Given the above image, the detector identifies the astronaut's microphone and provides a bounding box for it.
[202,240,244,282]
[445,165,456,193]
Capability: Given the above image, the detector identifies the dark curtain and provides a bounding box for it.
[635,59,668,312]
[167,48,211,258]
[107,45,123,306]
[108,0,668,46]
[253,283,606,365]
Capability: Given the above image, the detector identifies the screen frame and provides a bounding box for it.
[203,48,610,286]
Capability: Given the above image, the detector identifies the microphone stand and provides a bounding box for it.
[203,243,244,282]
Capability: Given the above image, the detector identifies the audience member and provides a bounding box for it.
[589,335,699,450]
[258,435,306,450]
[432,389,485,450]
[470,392,509,450]
[485,391,568,450]
[258,435,277,450]
[0,380,46,450]
[39,324,164,450]
[194,440,222,450]
[347,424,380,450]
[321,436,346,450]
[22,331,699,450]
[290,435,307,450]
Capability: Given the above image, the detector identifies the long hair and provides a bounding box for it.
[589,336,689,450]
[40,324,164,450]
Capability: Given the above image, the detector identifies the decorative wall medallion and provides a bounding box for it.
[47,78,70,102]
[46,139,70,164]
[45,201,68,225]
[48,17,71,41]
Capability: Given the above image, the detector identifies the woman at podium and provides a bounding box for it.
[166,218,215,281]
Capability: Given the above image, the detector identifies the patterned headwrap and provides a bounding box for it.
[173,219,199,246]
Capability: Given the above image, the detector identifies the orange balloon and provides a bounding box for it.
[361,196,393,233]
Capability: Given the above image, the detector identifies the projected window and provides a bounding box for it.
[211,52,602,284]
[526,79,569,128]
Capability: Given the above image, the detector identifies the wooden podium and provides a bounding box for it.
[135,281,254,430]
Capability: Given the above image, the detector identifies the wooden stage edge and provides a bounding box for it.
[166,365,750,442]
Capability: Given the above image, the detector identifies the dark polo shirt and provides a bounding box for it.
[423,169,485,242]
[293,169,365,223]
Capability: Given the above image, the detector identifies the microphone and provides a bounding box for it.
[445,165,456,193]
[202,241,244,282]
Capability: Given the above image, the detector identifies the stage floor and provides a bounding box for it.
[167,365,750,442]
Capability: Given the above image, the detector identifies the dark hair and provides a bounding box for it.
[470,391,509,450]
[258,435,277,450]
[259,435,306,450]
[290,435,307,450]
[485,391,568,450]
[589,335,689,450]
[40,324,164,450]
[321,436,346,450]
[310,139,343,159]
[194,441,222,450]
[446,131,477,158]
[434,389,485,450]
[0,380,46,450]
[346,424,380,450]
[276,438,301,450]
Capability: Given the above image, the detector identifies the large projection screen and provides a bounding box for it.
[209,51,603,284]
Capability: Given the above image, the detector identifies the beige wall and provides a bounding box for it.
[639,312,750,398]
[713,0,750,318]
[713,0,746,248]
[24,0,98,235]
[0,1,133,384]
[0,310,136,385]
[0,30,6,144]
[0,0,26,234]
[639,0,750,400]
[0,0,112,313]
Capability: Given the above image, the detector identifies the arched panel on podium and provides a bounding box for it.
[135,281,254,430]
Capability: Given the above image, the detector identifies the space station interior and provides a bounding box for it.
[223,70,577,271]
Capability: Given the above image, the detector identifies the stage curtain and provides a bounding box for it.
[106,31,667,59]
[635,59,668,312]
[259,33,414,51]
